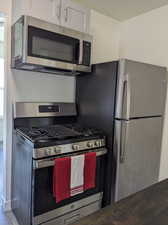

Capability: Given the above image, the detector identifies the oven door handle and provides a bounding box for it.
[33,148,108,169]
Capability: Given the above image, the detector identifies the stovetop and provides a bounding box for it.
[16,124,104,147]
[14,103,106,157]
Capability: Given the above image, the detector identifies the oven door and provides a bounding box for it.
[32,148,107,225]
[27,25,80,69]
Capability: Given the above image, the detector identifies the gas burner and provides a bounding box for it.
[16,123,105,152]
[28,129,48,138]
[17,125,84,142]
[65,124,103,137]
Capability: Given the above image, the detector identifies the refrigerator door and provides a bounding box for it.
[116,59,167,119]
[114,117,163,202]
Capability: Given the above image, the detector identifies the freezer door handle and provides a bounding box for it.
[121,80,127,118]
[122,76,131,120]
[116,60,131,120]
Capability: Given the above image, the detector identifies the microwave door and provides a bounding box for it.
[27,26,80,68]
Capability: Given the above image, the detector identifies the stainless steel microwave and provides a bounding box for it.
[11,15,93,75]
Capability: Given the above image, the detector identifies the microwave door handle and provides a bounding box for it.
[78,40,83,65]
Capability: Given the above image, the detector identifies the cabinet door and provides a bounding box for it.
[28,0,62,24]
[12,0,24,23]
[61,0,90,33]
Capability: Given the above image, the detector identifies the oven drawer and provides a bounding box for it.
[36,199,102,225]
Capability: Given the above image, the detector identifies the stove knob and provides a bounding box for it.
[87,142,94,148]
[54,148,58,153]
[95,141,100,147]
[46,149,51,156]
[54,147,61,154]
[52,149,56,155]
[72,144,80,151]
[101,140,105,146]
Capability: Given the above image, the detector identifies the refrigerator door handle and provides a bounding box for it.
[120,121,128,163]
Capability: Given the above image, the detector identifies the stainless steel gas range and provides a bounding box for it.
[12,102,107,225]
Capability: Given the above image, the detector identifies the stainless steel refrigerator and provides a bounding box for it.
[76,59,167,205]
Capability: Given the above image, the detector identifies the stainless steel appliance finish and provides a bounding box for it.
[12,102,107,225]
[116,59,167,120]
[11,15,92,75]
[114,117,163,201]
[40,201,101,225]
[33,148,107,169]
[31,145,106,225]
[76,58,167,204]
[14,102,77,118]
[31,140,106,159]
[114,59,167,201]
[33,192,103,225]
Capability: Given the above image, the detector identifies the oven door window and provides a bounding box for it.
[28,26,79,64]
[32,155,106,217]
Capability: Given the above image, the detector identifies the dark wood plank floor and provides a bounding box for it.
[73,179,168,225]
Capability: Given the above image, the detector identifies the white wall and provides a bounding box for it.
[0,1,11,15]
[0,0,13,211]
[0,119,3,142]
[13,70,75,102]
[119,5,168,181]
[90,10,120,64]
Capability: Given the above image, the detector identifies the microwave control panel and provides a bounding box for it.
[82,41,91,66]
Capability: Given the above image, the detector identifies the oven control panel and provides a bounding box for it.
[33,138,106,159]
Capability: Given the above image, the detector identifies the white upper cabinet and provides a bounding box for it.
[12,0,61,24]
[12,0,90,33]
[27,0,62,25]
[60,0,90,33]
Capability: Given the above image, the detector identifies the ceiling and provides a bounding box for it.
[74,0,168,21]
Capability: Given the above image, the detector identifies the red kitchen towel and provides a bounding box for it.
[84,152,96,190]
[53,157,71,203]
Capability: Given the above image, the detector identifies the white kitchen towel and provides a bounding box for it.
[70,155,84,196]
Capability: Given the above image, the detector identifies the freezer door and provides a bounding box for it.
[116,59,167,119]
[114,117,163,202]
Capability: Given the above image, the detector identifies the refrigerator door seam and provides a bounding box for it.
[115,115,162,121]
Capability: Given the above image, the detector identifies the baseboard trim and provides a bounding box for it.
[1,196,12,211]
[7,211,19,225]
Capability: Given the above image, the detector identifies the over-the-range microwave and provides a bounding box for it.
[11,15,93,75]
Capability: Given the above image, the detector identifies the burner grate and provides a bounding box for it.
[17,124,104,144]
[18,125,82,141]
